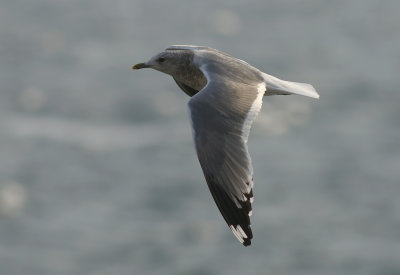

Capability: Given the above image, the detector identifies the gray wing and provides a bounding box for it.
[188,69,265,246]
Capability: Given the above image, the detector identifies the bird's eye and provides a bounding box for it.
[158,57,165,63]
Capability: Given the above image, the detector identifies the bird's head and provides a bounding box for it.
[132,50,187,76]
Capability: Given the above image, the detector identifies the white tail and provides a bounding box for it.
[262,73,319,99]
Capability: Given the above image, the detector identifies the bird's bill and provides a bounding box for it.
[132,63,149,70]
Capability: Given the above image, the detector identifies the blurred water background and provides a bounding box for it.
[1,1,400,274]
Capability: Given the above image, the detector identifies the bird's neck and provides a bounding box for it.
[173,67,207,91]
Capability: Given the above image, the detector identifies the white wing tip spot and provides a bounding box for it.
[229,225,248,243]
[237,226,248,238]
[229,225,244,243]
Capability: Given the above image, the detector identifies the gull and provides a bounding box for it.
[132,45,319,246]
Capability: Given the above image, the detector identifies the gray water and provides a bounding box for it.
[1,1,399,274]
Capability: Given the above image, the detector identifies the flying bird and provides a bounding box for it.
[132,45,319,246]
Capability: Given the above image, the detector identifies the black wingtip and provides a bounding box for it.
[204,173,254,246]
[243,238,251,247]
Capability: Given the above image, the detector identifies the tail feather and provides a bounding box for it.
[262,73,319,99]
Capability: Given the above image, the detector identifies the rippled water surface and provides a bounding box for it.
[1,1,399,274]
